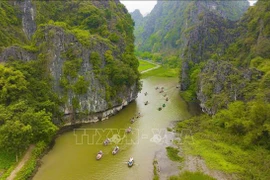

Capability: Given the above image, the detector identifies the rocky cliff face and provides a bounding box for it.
[192,0,270,115]
[197,60,262,114]
[0,0,139,125]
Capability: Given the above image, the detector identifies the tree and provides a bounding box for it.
[0,120,32,161]
[0,65,28,105]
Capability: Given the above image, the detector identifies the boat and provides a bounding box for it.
[103,138,110,145]
[144,92,148,96]
[166,97,169,101]
[96,150,103,160]
[112,146,119,155]
[144,101,149,105]
[130,118,135,124]
[127,157,134,167]
[126,127,132,133]
[158,107,162,111]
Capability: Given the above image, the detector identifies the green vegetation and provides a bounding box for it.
[166,146,183,162]
[152,159,159,180]
[177,99,270,179]
[138,60,156,72]
[0,60,59,178]
[169,171,216,180]
[0,150,15,170]
[0,1,27,49]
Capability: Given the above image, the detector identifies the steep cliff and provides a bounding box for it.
[0,0,139,124]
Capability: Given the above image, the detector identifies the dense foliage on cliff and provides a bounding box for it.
[0,0,139,177]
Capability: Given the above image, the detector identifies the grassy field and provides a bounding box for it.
[141,66,179,78]
[138,60,156,72]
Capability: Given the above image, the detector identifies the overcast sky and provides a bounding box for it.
[120,1,257,16]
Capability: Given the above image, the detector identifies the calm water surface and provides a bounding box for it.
[33,77,197,180]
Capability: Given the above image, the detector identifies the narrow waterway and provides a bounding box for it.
[33,77,198,180]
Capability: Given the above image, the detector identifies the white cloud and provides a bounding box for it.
[120,0,157,16]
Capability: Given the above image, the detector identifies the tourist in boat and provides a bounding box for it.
[126,127,132,133]
[144,101,148,105]
[158,107,162,111]
[128,157,134,167]
[163,94,167,97]
[166,97,169,101]
[112,146,119,155]
[103,138,110,145]
[155,87,159,90]
[130,118,135,124]
[96,150,103,160]
[144,92,148,96]
[136,112,141,118]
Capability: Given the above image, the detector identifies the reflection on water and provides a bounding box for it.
[33,77,198,180]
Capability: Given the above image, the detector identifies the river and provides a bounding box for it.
[33,77,198,180]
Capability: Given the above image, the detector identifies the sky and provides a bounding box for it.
[120,0,257,16]
[120,0,157,16]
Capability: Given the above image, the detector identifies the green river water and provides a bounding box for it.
[33,77,198,180]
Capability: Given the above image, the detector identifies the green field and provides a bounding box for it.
[141,66,179,78]
[138,60,156,72]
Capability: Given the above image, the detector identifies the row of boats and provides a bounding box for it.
[96,145,119,159]
[96,147,134,167]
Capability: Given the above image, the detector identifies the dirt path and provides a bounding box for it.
[140,60,161,74]
[7,145,35,180]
